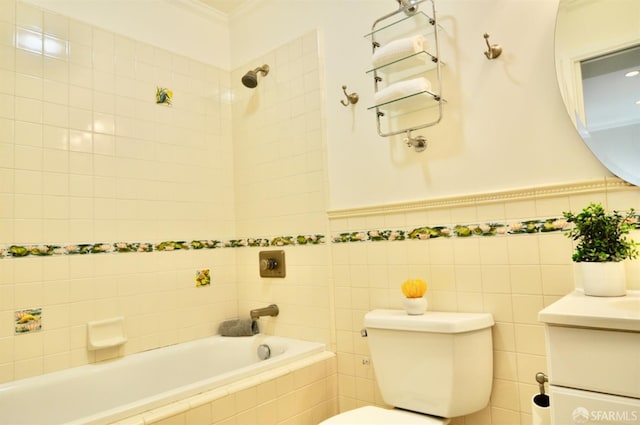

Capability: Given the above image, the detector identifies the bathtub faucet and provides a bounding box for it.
[250,304,279,320]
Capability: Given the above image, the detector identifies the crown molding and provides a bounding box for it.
[168,0,228,21]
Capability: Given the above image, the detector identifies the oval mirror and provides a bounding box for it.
[555,0,640,186]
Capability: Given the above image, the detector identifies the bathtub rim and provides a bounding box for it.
[0,334,328,425]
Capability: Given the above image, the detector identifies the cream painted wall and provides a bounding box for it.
[228,0,611,210]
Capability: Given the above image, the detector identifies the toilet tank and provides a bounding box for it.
[364,310,494,418]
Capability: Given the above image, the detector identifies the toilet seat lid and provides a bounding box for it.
[319,406,448,425]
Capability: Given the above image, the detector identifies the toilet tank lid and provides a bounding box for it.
[365,310,494,333]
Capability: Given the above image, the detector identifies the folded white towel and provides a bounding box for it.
[372,35,428,68]
[374,77,433,106]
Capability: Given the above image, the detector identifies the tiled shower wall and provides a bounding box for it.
[0,1,238,382]
[231,31,332,347]
[329,183,640,425]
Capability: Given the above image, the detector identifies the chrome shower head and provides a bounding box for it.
[241,64,270,88]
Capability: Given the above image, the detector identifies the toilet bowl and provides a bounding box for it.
[320,405,449,424]
[321,309,494,424]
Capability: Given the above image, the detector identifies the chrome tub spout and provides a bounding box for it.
[250,304,279,320]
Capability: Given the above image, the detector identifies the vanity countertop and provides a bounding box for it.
[538,289,640,332]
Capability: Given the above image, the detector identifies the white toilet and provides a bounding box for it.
[322,309,495,424]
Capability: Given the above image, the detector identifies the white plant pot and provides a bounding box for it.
[574,262,627,297]
[403,297,427,315]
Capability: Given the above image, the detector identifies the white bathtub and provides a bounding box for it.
[0,335,327,425]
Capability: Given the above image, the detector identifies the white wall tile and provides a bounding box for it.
[43,11,67,38]
[16,27,41,54]
[69,41,91,66]
[42,195,68,218]
[15,144,42,169]
[43,125,68,150]
[15,50,42,78]
[0,93,14,118]
[0,168,14,193]
[68,129,92,152]
[68,86,91,109]
[43,58,68,85]
[67,19,91,45]
[0,41,16,74]
[69,63,92,88]
[43,102,67,127]
[0,21,15,47]
[93,92,114,114]
[68,151,92,174]
[16,2,42,31]
[0,193,14,219]
[15,97,42,124]
[15,73,42,99]
[14,169,41,194]
[14,218,43,243]
[0,69,15,95]
[43,35,67,60]
[43,216,69,239]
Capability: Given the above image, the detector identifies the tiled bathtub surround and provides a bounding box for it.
[122,353,337,425]
[0,0,332,392]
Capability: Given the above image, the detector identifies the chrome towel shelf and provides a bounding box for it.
[366,0,445,151]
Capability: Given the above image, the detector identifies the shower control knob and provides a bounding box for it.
[258,250,286,278]
[260,258,278,271]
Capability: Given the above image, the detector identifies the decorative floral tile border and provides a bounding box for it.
[0,235,326,259]
[1,214,637,259]
[332,214,640,243]
[332,217,574,243]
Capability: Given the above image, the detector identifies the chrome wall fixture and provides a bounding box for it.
[340,85,359,106]
[397,0,420,15]
[241,64,270,88]
[404,132,427,152]
[483,33,502,60]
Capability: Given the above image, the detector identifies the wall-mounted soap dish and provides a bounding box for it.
[87,317,127,350]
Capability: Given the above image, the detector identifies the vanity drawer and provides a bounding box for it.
[550,385,640,425]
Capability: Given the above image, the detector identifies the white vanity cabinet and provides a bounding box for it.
[539,290,640,424]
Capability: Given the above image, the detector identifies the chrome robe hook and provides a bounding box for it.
[483,33,502,60]
[340,85,359,106]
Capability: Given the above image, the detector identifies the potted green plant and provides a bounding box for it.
[563,202,638,296]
